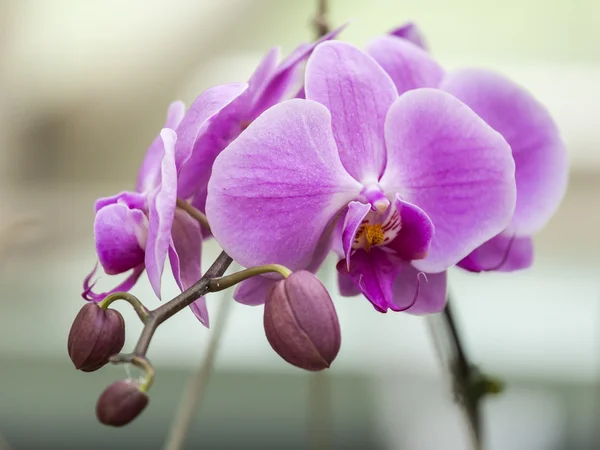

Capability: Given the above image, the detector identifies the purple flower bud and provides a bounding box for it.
[96,381,149,427]
[67,303,125,372]
[264,271,341,371]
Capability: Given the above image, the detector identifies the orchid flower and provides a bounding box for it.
[178,26,345,214]
[359,23,568,309]
[83,83,246,326]
[206,41,517,312]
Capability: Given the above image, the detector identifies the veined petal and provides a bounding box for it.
[176,82,249,199]
[336,248,403,312]
[168,209,207,325]
[380,89,516,273]
[389,22,428,50]
[206,99,361,271]
[457,233,533,272]
[145,129,178,298]
[249,24,348,120]
[393,265,447,314]
[337,270,360,297]
[94,203,147,275]
[247,47,281,103]
[342,201,371,269]
[387,196,433,261]
[305,41,397,183]
[441,68,568,236]
[136,101,185,192]
[95,192,146,213]
[82,263,145,302]
[234,276,276,306]
[365,35,444,95]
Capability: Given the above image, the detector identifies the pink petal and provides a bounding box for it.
[206,99,361,271]
[380,89,516,273]
[94,202,146,275]
[305,41,397,183]
[457,233,533,273]
[82,263,145,302]
[176,82,249,199]
[234,276,276,306]
[389,22,428,50]
[441,68,568,236]
[336,248,403,312]
[393,265,447,314]
[366,35,444,95]
[341,201,371,269]
[136,101,185,192]
[145,129,178,298]
[387,195,433,261]
[168,209,207,326]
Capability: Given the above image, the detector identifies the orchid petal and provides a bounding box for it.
[234,276,275,306]
[336,248,403,312]
[389,22,428,50]
[305,41,397,183]
[145,129,178,298]
[458,233,533,273]
[136,101,185,192]
[337,270,361,297]
[393,265,447,314]
[206,99,361,271]
[380,89,516,273]
[441,68,568,235]
[387,196,434,261]
[247,47,281,103]
[94,202,147,275]
[176,82,249,199]
[95,192,146,213]
[82,263,145,302]
[168,209,207,326]
[366,35,444,95]
[249,24,348,119]
[341,201,371,269]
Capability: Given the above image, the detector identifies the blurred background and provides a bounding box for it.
[0,0,598,449]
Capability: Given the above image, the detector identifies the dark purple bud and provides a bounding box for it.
[67,303,125,372]
[264,271,341,371]
[96,381,149,427]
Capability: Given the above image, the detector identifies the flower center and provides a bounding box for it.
[364,224,385,247]
[352,206,401,251]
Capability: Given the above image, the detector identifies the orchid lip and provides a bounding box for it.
[351,205,401,251]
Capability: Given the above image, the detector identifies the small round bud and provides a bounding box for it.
[67,303,125,372]
[96,381,149,427]
[264,271,341,371]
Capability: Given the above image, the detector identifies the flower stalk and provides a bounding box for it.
[99,292,150,322]
[108,251,233,382]
[176,198,211,233]
[208,264,292,292]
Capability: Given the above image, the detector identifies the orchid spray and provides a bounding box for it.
[67,2,567,449]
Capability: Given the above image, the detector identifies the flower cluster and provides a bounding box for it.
[69,21,567,427]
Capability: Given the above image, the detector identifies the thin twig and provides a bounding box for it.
[426,297,483,450]
[313,0,329,38]
[163,295,233,450]
[443,300,482,449]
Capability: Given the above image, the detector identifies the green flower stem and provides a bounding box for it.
[207,264,292,293]
[109,251,233,390]
[176,198,211,233]
[99,292,150,322]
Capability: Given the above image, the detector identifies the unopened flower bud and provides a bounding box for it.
[96,381,149,427]
[67,303,125,372]
[264,271,341,371]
